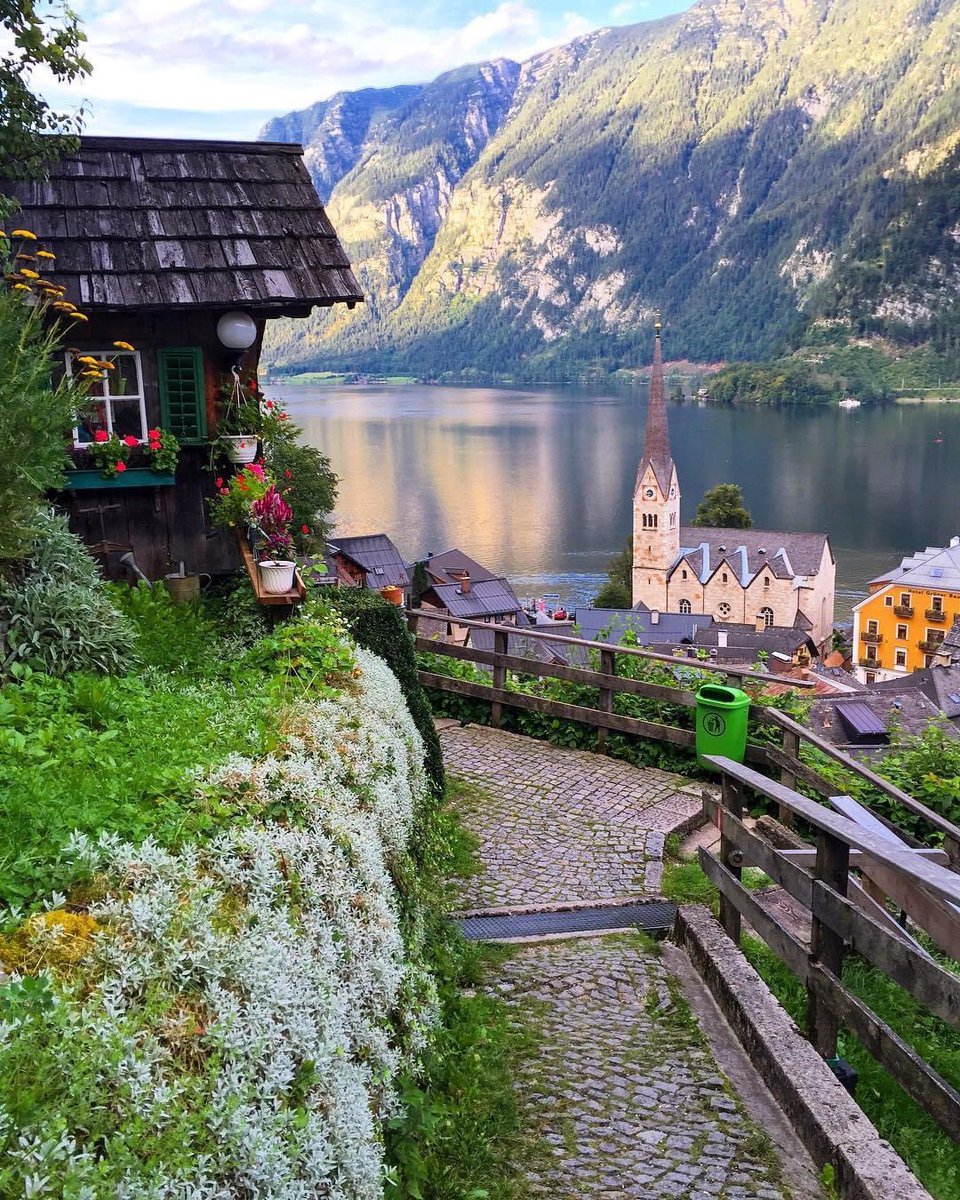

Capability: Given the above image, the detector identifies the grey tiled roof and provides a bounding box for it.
[809,690,957,755]
[468,626,564,665]
[674,527,830,585]
[574,607,711,646]
[423,548,500,586]
[327,534,410,588]
[428,578,522,618]
[692,624,814,657]
[866,540,960,593]
[2,137,363,313]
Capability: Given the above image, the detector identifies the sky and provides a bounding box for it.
[36,0,692,140]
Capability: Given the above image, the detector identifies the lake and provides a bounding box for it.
[275,382,960,617]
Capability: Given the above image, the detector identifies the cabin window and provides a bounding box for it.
[896,624,907,640]
[158,347,207,443]
[69,351,147,445]
[895,649,907,668]
[717,602,732,619]
[642,513,658,529]
[759,606,774,628]
[678,598,691,614]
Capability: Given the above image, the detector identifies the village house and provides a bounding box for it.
[416,548,522,643]
[2,136,362,579]
[325,533,410,601]
[631,318,836,653]
[851,538,960,683]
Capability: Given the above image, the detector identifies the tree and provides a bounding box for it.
[593,537,633,609]
[0,0,90,194]
[691,483,753,529]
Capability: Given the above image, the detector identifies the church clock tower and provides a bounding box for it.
[632,315,680,608]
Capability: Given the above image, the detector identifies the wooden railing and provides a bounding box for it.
[701,756,960,1142]
[408,608,960,862]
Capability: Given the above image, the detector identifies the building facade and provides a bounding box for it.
[851,539,960,683]
[631,320,836,652]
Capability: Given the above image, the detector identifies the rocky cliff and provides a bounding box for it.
[262,0,960,379]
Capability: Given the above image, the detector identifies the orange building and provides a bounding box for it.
[852,538,960,683]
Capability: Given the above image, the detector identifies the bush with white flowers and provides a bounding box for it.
[0,641,439,1199]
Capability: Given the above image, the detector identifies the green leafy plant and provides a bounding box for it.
[207,463,272,530]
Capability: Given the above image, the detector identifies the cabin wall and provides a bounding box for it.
[57,310,266,581]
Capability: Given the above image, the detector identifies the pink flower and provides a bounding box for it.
[148,441,161,452]
[93,430,109,443]
[284,469,292,479]
[148,428,160,439]
[115,461,127,473]
[122,435,139,448]
[246,463,265,479]
[215,477,224,488]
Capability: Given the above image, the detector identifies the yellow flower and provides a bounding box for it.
[113,340,135,352]
[94,360,116,370]
[11,229,37,241]
[15,253,36,262]
[36,250,56,260]
[12,283,31,292]
[76,355,97,365]
[69,312,89,321]
[19,268,39,279]
[0,231,7,239]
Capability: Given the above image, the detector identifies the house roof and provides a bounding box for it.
[673,527,830,585]
[427,578,522,618]
[863,538,960,598]
[326,534,409,589]
[1,137,363,314]
[873,663,960,721]
[574,607,712,647]
[422,548,500,586]
[692,624,816,658]
[467,625,565,665]
[808,690,957,757]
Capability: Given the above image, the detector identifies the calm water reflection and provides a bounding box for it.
[276,382,960,614]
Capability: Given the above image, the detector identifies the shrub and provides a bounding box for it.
[0,509,136,678]
[317,589,445,805]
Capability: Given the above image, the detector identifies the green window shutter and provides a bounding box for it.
[158,347,206,443]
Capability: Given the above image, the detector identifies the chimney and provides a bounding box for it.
[650,608,660,625]
[459,570,470,594]
[755,613,766,633]
[718,631,728,648]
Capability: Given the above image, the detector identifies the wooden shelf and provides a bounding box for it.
[236,532,305,606]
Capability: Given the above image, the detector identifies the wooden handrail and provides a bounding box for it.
[704,755,960,905]
[406,607,816,687]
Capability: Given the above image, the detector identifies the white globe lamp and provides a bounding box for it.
[216,311,257,351]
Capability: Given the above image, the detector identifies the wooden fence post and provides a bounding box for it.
[806,828,850,1058]
[597,648,615,753]
[490,628,508,728]
[718,771,744,945]
[778,727,800,826]
[945,833,960,875]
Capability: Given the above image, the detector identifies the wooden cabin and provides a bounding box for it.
[2,136,362,579]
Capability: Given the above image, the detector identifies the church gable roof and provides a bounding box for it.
[678,527,829,581]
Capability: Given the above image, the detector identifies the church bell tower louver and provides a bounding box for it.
[632,315,680,608]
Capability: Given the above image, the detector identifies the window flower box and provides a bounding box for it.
[65,468,176,490]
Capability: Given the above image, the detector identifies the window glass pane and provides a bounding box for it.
[110,400,143,440]
[105,354,140,398]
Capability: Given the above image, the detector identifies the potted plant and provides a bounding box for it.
[249,485,295,593]
[207,463,272,532]
[217,367,263,463]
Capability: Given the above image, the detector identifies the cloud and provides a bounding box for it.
[42,0,606,136]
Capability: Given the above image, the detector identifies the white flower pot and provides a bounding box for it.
[220,434,258,464]
[258,560,296,594]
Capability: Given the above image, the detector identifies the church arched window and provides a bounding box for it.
[642,513,658,529]
[678,598,692,614]
[759,606,774,628]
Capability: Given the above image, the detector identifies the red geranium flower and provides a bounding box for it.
[215,477,224,488]
[122,435,139,448]
[148,428,160,439]
[284,469,292,479]
[149,441,161,452]
[301,524,310,534]
[115,461,127,473]
[93,430,109,443]
[265,400,273,410]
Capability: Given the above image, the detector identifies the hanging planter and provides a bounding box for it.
[219,434,259,464]
[258,559,297,594]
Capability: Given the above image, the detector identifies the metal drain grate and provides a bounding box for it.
[458,901,677,941]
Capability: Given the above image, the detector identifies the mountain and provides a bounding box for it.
[261,0,960,380]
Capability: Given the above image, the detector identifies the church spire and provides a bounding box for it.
[636,312,673,495]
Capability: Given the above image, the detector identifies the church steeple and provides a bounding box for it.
[635,312,674,496]
[632,314,681,608]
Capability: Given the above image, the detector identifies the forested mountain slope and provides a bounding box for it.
[261,0,960,379]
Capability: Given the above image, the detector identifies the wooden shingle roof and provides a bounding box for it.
[1,136,363,314]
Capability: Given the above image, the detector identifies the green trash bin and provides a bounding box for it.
[695,684,751,771]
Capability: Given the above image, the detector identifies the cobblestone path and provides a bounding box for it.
[488,936,799,1200]
[441,724,819,1198]
[440,724,703,910]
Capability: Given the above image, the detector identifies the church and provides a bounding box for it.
[632,320,836,653]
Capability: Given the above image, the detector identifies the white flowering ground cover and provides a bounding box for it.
[0,641,440,1199]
